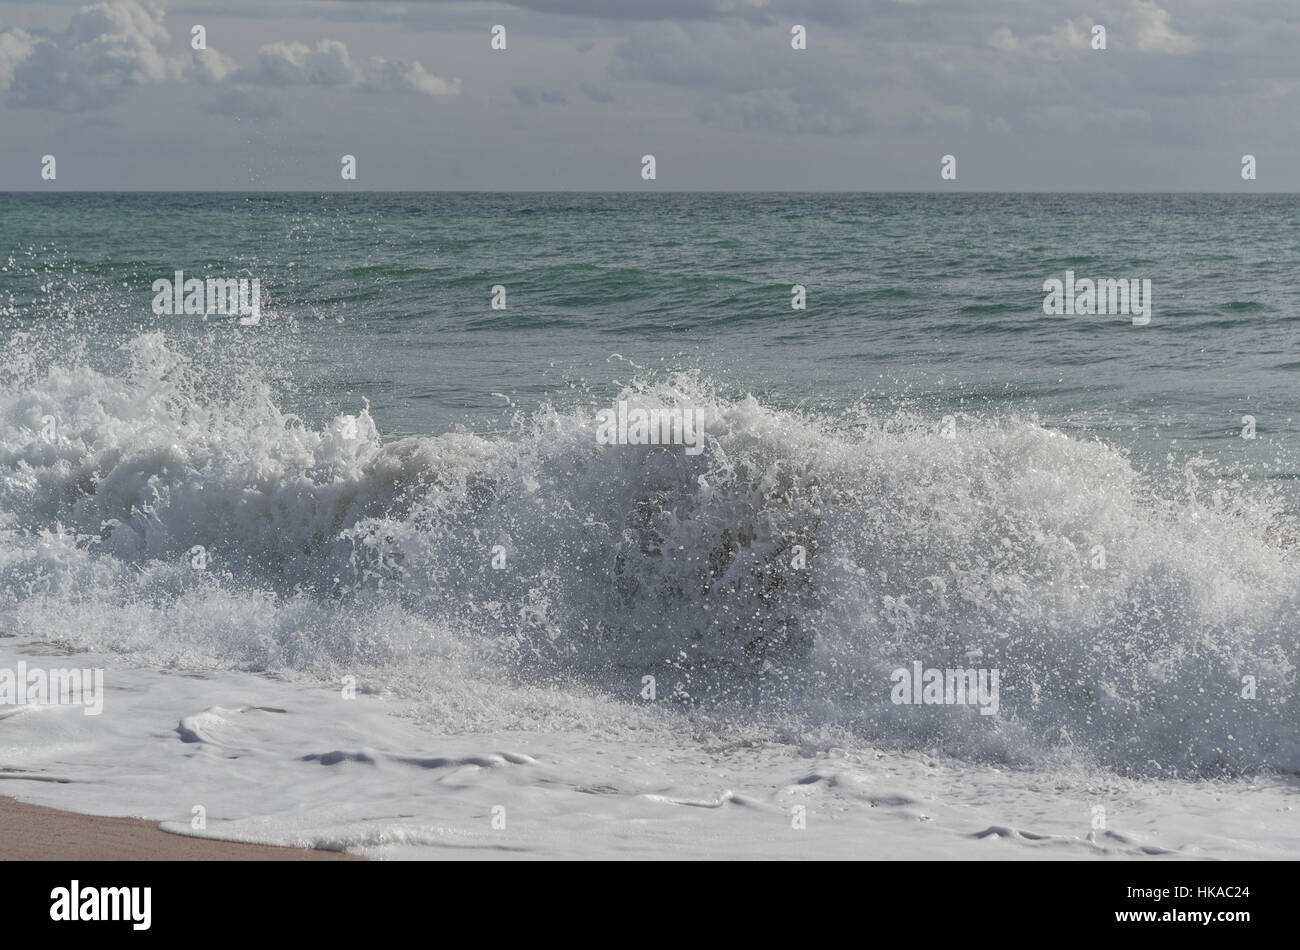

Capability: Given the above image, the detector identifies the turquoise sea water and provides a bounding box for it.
[4,192,1298,468]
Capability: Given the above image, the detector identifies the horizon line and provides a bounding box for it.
[1,189,1294,195]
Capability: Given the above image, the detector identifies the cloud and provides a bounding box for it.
[231,40,358,87]
[610,22,877,134]
[358,57,460,96]
[988,27,1018,53]
[578,80,614,103]
[227,40,458,95]
[513,85,568,108]
[185,47,239,85]
[611,23,798,94]
[1129,0,1198,54]
[338,0,776,23]
[992,2,1197,60]
[0,0,460,112]
[600,1,1209,140]
[3,0,178,111]
[0,29,34,89]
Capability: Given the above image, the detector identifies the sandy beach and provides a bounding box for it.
[0,796,361,861]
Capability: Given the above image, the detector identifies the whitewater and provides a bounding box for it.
[1,330,1297,859]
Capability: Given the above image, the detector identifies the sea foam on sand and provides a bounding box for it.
[2,636,1297,859]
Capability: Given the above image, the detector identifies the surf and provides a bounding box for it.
[1,330,1297,776]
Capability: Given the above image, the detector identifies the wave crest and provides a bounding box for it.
[2,333,1297,775]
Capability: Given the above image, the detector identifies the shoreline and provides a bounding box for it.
[0,796,362,861]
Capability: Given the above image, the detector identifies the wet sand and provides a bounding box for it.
[0,796,361,861]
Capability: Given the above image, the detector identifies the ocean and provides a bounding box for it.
[1,192,1297,858]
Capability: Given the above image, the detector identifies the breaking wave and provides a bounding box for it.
[2,331,1297,775]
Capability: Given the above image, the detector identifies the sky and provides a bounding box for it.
[0,0,1296,190]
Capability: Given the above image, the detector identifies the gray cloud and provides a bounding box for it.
[337,0,778,23]
[600,0,1279,140]
[231,40,359,87]
[609,22,879,135]
[3,0,177,111]
[0,0,460,112]
[231,39,459,95]
[577,80,614,102]
[513,85,568,107]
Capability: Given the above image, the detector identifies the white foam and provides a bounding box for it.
[1,331,1298,857]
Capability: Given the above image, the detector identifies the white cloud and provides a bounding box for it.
[2,0,178,111]
[989,3,1196,65]
[0,1,460,112]
[185,48,239,85]
[1128,0,1198,55]
[338,0,775,22]
[232,40,358,87]
[358,57,461,96]
[0,28,34,89]
[212,38,461,97]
